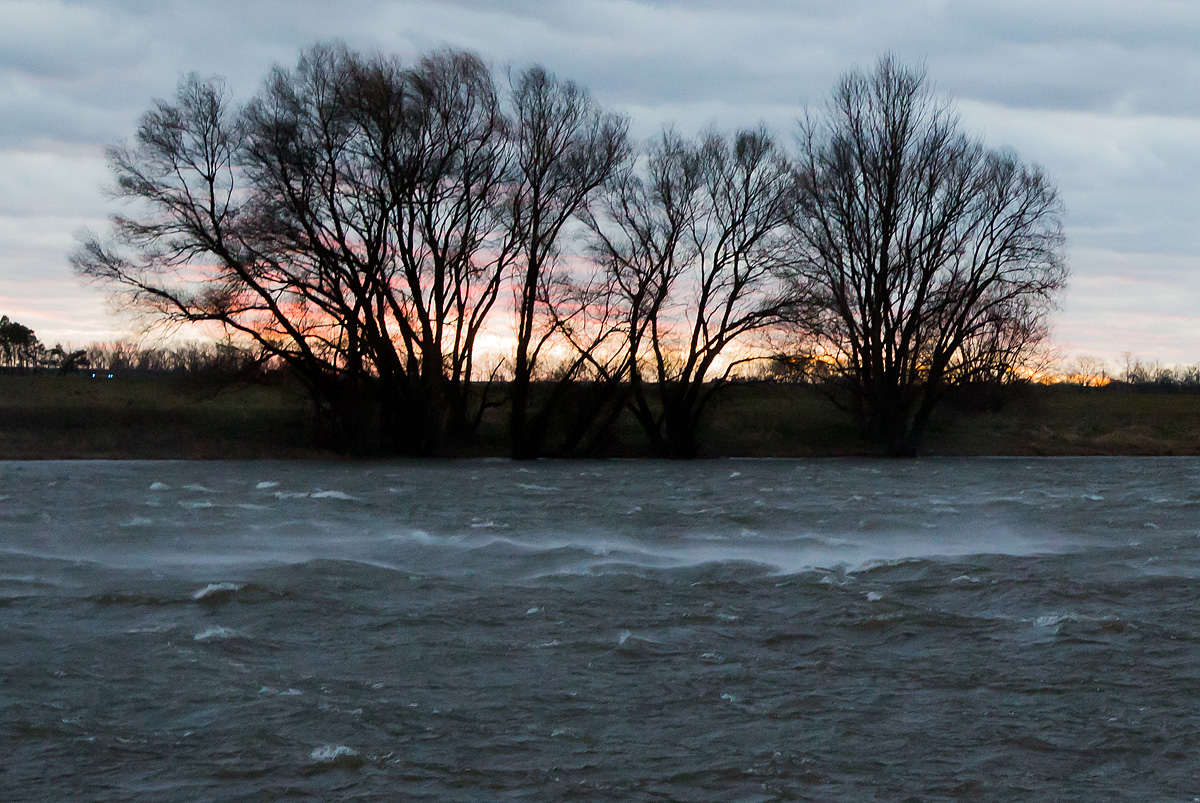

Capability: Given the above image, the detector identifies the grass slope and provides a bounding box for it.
[0,374,321,459]
[2,375,1199,459]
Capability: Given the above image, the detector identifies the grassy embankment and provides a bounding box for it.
[2,373,1200,459]
[699,383,1200,457]
[0,374,320,460]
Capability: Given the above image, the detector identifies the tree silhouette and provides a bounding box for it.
[788,56,1067,455]
[588,127,797,456]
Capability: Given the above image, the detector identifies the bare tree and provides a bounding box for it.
[74,45,515,455]
[788,55,1067,456]
[1059,355,1111,387]
[382,50,515,444]
[505,66,630,458]
[589,127,796,456]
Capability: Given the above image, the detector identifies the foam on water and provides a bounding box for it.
[193,625,237,641]
[441,525,1080,578]
[310,490,360,501]
[309,745,363,768]
[192,582,243,601]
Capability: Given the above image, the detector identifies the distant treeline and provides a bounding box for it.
[82,340,261,378]
[0,315,261,378]
[0,315,88,375]
[1059,355,1200,392]
[10,313,1198,396]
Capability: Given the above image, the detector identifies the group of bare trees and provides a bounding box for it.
[82,341,257,377]
[75,47,1067,457]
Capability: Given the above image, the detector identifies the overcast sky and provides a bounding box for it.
[3,0,1200,366]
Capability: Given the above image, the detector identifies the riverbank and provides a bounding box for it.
[2,374,1199,459]
[0,374,321,460]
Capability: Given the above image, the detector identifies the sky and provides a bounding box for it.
[2,0,1200,366]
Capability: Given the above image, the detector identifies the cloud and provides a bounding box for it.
[956,102,1200,255]
[1059,251,1200,364]
[0,0,1198,358]
[0,152,109,217]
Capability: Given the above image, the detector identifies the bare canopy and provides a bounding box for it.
[788,55,1067,456]
[74,47,1068,458]
[588,127,796,457]
[72,45,627,456]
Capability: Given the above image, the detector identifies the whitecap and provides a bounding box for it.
[311,490,360,501]
[148,482,170,491]
[192,582,242,601]
[193,625,237,641]
[852,557,921,573]
[179,500,213,509]
[1031,612,1125,631]
[309,745,362,765]
[255,481,279,489]
[181,484,216,492]
[259,686,302,696]
[866,591,883,602]
[274,491,309,500]
[408,530,438,544]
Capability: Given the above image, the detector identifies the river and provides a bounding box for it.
[2,458,1197,801]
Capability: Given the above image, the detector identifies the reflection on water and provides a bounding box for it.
[3,458,1199,800]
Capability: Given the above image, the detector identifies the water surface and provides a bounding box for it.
[2,458,1198,801]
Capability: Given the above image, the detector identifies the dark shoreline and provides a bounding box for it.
[3,374,1200,460]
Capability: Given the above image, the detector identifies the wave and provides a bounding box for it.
[192,581,243,601]
[0,515,1083,586]
[453,527,1078,579]
[193,624,239,641]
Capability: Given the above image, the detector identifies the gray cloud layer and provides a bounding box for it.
[2,0,1198,361]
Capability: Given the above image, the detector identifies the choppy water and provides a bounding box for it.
[3,458,1200,801]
